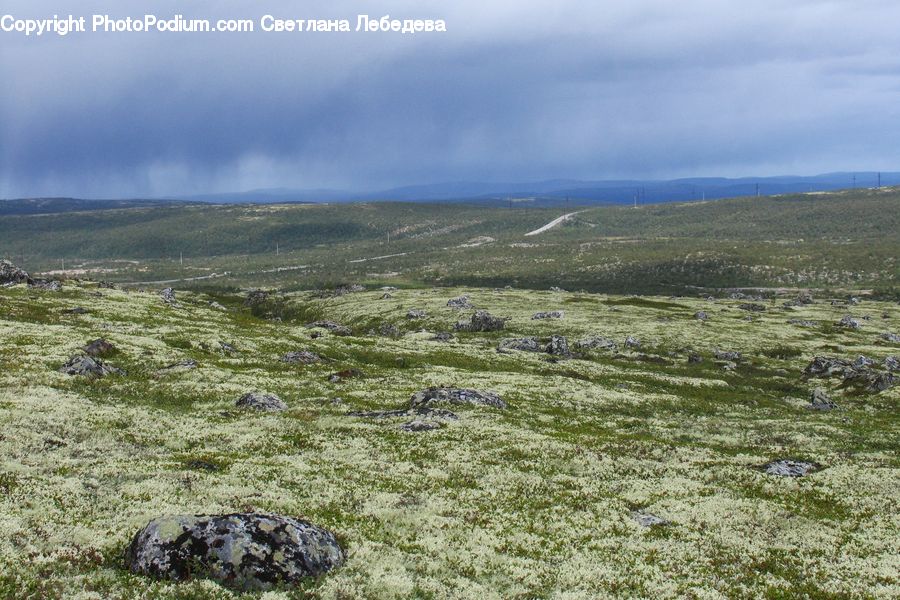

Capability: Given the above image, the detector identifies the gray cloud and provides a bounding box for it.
[2,0,900,197]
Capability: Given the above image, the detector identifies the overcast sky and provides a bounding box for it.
[2,0,900,198]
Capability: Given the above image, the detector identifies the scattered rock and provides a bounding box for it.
[694,311,709,321]
[377,323,401,338]
[410,387,506,409]
[532,311,564,320]
[281,350,321,364]
[209,301,227,311]
[431,332,454,342]
[838,315,861,329]
[632,511,668,528]
[574,336,618,352]
[808,388,837,411]
[0,260,32,286]
[29,279,62,291]
[550,286,566,292]
[236,392,287,412]
[62,306,88,315]
[762,459,818,477]
[804,356,851,378]
[59,356,123,378]
[446,295,474,309]
[306,321,352,336]
[155,359,199,376]
[243,289,270,307]
[455,310,508,332]
[714,350,742,362]
[328,369,365,383]
[125,513,344,591]
[160,287,177,304]
[739,303,766,312]
[881,332,900,343]
[498,337,541,352]
[687,353,703,364]
[380,292,393,300]
[82,338,115,357]
[406,309,426,319]
[348,407,458,420]
[788,319,819,328]
[624,336,641,349]
[546,334,570,357]
[220,341,239,355]
[400,419,442,432]
[852,355,875,369]
[884,356,899,372]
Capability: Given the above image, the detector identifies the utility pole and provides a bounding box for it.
[276,243,279,256]
[755,183,760,197]
[180,251,183,267]
[878,172,881,188]
[852,174,857,189]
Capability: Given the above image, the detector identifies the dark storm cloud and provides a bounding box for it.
[2,0,900,197]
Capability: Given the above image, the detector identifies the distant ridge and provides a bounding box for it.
[4,172,898,211]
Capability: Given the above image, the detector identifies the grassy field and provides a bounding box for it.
[1,187,898,295]
[0,281,897,598]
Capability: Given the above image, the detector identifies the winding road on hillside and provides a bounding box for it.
[524,211,584,236]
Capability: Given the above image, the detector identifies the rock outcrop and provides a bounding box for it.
[236,392,287,412]
[455,310,507,332]
[125,513,344,591]
[410,387,507,409]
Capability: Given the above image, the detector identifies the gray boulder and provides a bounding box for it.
[409,387,506,409]
[0,260,32,286]
[281,350,321,364]
[632,511,668,527]
[739,303,766,312]
[406,309,426,319]
[59,355,123,378]
[624,336,641,349]
[446,295,474,309]
[881,332,900,344]
[29,279,62,291]
[455,310,507,332]
[125,513,344,591]
[714,349,742,362]
[804,356,851,378]
[808,388,837,411]
[694,311,709,321]
[884,356,899,372]
[236,392,287,412]
[788,319,819,328]
[498,337,541,352]
[838,315,862,329]
[574,336,618,352]
[160,287,177,304]
[532,311,564,320]
[762,460,818,477]
[305,321,352,336]
[82,338,115,357]
[546,334,570,357]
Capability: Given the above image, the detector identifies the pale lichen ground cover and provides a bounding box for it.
[0,284,897,599]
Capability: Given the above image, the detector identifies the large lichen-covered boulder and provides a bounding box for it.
[409,387,506,409]
[0,259,32,286]
[125,513,344,591]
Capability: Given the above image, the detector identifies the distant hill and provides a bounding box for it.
[180,171,900,206]
[0,198,193,216]
[1,186,897,295]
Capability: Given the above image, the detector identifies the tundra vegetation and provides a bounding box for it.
[0,189,898,598]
